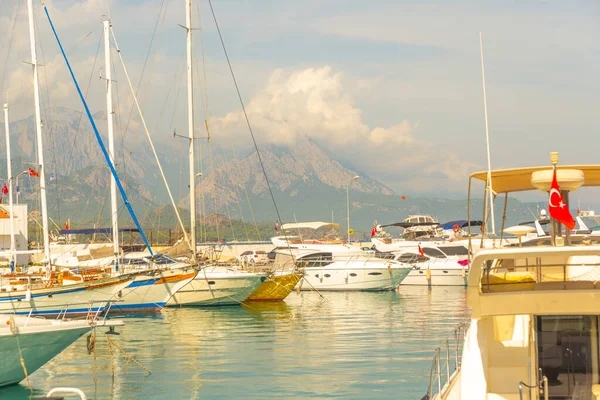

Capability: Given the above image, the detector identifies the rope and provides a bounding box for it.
[43,3,154,255]
[106,334,152,376]
[109,27,192,254]
[207,0,292,251]
[9,316,32,391]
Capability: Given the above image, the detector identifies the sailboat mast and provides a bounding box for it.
[104,20,120,264]
[27,0,51,267]
[479,32,495,236]
[186,0,196,259]
[3,104,16,269]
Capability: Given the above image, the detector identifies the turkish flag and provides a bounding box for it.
[28,167,39,177]
[418,244,425,258]
[371,226,376,237]
[548,169,576,230]
[1,183,7,195]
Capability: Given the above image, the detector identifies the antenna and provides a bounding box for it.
[480,32,495,236]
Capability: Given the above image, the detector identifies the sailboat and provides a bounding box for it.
[165,0,266,307]
[0,0,136,317]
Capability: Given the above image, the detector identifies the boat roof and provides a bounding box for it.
[281,222,341,230]
[441,220,483,229]
[470,165,600,194]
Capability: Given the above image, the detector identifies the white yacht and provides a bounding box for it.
[424,159,600,400]
[392,244,470,286]
[0,313,123,387]
[274,249,411,291]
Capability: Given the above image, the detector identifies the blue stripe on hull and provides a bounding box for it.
[110,302,166,312]
[12,307,104,315]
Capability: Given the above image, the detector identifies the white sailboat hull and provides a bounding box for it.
[0,276,132,316]
[167,267,266,307]
[110,268,198,313]
[299,262,411,291]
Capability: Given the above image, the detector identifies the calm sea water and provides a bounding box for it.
[2,286,469,400]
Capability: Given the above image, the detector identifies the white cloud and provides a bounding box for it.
[210,66,478,193]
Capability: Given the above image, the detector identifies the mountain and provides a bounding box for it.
[1,107,553,235]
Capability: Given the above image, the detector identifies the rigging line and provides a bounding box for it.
[207,0,291,249]
[227,143,261,240]
[207,141,220,240]
[109,26,192,253]
[121,0,167,142]
[0,4,19,97]
[198,142,206,242]
[213,145,250,241]
[42,2,154,256]
[195,0,210,140]
[65,30,103,177]
[224,201,236,241]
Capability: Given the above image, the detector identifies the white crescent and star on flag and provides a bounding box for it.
[548,188,566,209]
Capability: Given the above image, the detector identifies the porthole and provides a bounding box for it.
[443,271,448,274]
[349,273,357,277]
[315,274,319,278]
[368,272,382,276]
[324,274,331,278]
[208,281,216,285]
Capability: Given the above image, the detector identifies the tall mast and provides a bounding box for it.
[479,32,495,236]
[27,0,51,267]
[186,0,196,260]
[104,19,120,266]
[3,104,16,270]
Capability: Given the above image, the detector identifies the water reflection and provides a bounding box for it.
[1,287,469,399]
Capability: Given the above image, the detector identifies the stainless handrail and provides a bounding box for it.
[423,322,467,399]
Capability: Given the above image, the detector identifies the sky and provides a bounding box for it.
[0,0,598,198]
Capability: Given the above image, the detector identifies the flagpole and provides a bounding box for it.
[479,32,496,237]
[3,104,16,271]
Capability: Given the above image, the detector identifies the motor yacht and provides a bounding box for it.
[423,158,600,400]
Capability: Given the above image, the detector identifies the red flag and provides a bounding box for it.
[274,223,278,232]
[548,169,575,230]
[418,244,425,258]
[28,167,39,177]
[371,226,376,237]
[1,183,8,195]
[65,221,70,230]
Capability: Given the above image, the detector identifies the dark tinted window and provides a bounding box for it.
[439,246,469,256]
[422,247,445,258]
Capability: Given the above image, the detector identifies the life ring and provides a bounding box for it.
[480,224,484,232]
[452,224,461,233]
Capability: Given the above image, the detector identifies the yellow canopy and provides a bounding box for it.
[470,165,600,194]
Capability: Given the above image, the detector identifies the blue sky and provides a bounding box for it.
[0,0,598,197]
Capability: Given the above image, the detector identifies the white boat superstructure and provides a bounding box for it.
[392,245,470,286]
[274,249,411,291]
[0,313,123,387]
[425,161,600,400]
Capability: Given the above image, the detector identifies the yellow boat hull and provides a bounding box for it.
[246,273,302,301]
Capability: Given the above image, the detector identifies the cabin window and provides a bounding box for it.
[422,248,445,258]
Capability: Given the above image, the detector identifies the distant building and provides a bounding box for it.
[0,204,29,266]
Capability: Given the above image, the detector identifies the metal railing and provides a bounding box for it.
[422,323,467,400]
[482,260,600,292]
[518,369,548,400]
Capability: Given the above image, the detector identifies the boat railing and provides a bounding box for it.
[481,259,600,293]
[6,299,120,326]
[423,322,467,400]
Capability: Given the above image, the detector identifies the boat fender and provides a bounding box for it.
[25,288,31,302]
[387,264,392,274]
[461,268,466,278]
[426,268,431,281]
[57,272,64,286]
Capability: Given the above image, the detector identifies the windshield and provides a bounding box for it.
[152,254,176,265]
